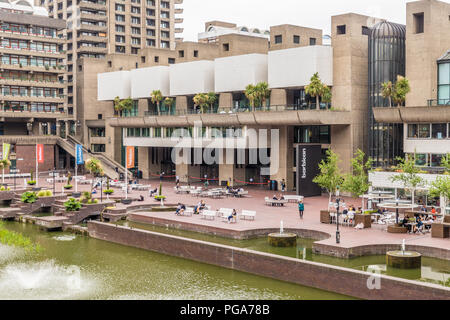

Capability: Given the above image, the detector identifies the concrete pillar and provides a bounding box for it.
[270,89,287,109]
[176,96,188,114]
[138,147,150,179]
[219,92,233,111]
[270,126,294,191]
[138,99,147,116]
[56,122,61,137]
[330,125,352,174]
[218,150,246,187]
[38,122,43,135]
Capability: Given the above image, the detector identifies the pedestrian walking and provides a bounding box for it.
[298,201,305,219]
[281,179,286,192]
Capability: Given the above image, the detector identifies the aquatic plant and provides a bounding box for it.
[0,222,41,252]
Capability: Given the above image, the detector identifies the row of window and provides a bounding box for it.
[0,23,57,38]
[1,55,58,67]
[115,40,170,53]
[274,35,316,46]
[0,71,58,82]
[407,123,450,139]
[0,39,58,53]
[125,127,244,138]
[1,102,61,112]
[1,86,60,98]
[407,153,447,168]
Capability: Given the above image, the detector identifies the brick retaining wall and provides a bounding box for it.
[88,221,450,300]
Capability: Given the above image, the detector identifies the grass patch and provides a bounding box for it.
[0,222,42,252]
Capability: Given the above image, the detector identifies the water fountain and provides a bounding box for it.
[386,239,422,269]
[268,221,297,247]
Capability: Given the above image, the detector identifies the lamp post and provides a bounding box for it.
[53,168,56,195]
[100,175,103,203]
[336,187,341,244]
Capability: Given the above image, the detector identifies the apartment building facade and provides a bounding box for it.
[0,1,72,173]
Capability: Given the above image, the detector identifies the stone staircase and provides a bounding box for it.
[59,201,114,224]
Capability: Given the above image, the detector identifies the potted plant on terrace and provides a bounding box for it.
[64,198,82,212]
[154,182,166,202]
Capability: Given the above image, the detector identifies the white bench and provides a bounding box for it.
[182,207,194,217]
[241,210,256,221]
[284,195,304,203]
[201,210,216,220]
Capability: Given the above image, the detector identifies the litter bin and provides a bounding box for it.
[271,180,278,191]
[138,170,143,179]
[119,173,124,180]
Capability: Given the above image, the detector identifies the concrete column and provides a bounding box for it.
[218,150,246,187]
[138,99,147,116]
[330,125,352,174]
[38,122,43,135]
[270,126,294,191]
[270,89,287,109]
[219,92,233,111]
[138,147,150,179]
[56,122,61,137]
[176,96,188,114]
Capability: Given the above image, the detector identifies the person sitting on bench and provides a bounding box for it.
[176,203,186,216]
[227,209,237,223]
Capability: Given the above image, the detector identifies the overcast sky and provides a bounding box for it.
[180,0,429,41]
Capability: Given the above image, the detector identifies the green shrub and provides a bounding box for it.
[0,186,5,191]
[64,198,82,212]
[80,191,92,204]
[27,180,37,186]
[45,190,52,197]
[37,190,53,197]
[87,199,99,204]
[154,195,166,201]
[21,191,37,204]
[103,189,114,195]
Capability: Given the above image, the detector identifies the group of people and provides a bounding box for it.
[226,185,245,197]
[401,213,435,234]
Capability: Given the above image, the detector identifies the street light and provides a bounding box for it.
[53,168,56,195]
[335,187,341,244]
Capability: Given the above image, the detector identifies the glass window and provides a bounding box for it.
[407,124,418,138]
[432,123,447,139]
[438,62,450,104]
[418,124,430,138]
[415,154,428,166]
[431,154,443,167]
[154,127,161,137]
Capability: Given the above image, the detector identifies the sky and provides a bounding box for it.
[180,0,429,41]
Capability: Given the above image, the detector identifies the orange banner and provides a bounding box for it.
[36,144,44,164]
[126,146,135,169]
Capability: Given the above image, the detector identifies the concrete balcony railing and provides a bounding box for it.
[1,95,65,103]
[79,24,108,33]
[0,30,66,43]
[78,35,108,43]
[78,0,107,11]
[76,46,108,54]
[0,64,65,74]
[0,78,65,88]
[80,13,108,22]
[373,105,450,123]
[108,106,351,128]
[0,108,67,119]
[0,47,65,59]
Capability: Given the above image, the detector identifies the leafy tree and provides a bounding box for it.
[206,92,218,112]
[163,97,174,113]
[441,153,450,172]
[342,149,373,209]
[381,81,394,107]
[114,97,133,117]
[429,176,450,215]
[244,84,257,111]
[85,158,104,191]
[392,76,411,107]
[322,85,332,107]
[255,82,271,109]
[313,149,344,204]
[151,90,163,115]
[0,159,11,170]
[390,155,425,204]
[193,93,209,114]
[305,73,330,110]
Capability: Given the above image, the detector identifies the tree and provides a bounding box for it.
[441,153,450,172]
[0,159,11,170]
[193,93,209,114]
[164,97,174,110]
[430,176,450,215]
[114,97,133,117]
[390,155,425,204]
[313,149,344,204]
[206,92,218,112]
[381,81,394,107]
[305,73,329,110]
[85,158,104,191]
[255,82,271,109]
[322,85,332,108]
[151,90,163,115]
[342,149,373,210]
[244,84,257,111]
[392,76,411,107]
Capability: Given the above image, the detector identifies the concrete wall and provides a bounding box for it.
[130,66,170,98]
[169,60,215,96]
[268,46,333,89]
[88,221,450,300]
[97,71,131,101]
[214,54,268,93]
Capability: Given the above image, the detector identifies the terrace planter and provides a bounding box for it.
[320,210,331,224]
[121,199,132,205]
[444,215,450,224]
[387,225,408,234]
[72,192,81,198]
[355,214,371,229]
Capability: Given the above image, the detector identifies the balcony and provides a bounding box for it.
[78,35,108,43]
[80,13,108,22]
[78,0,107,11]
[0,78,65,88]
[0,47,65,59]
[108,105,350,128]
[0,107,66,119]
[79,24,108,33]
[0,30,66,44]
[76,46,108,54]
[1,94,65,103]
[373,105,450,123]
[0,64,66,74]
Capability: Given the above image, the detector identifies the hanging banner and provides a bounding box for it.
[126,146,135,169]
[36,144,44,164]
[2,143,11,160]
[76,144,84,165]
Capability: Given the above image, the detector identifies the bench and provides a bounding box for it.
[284,195,304,203]
[181,208,193,217]
[201,210,216,220]
[241,210,256,221]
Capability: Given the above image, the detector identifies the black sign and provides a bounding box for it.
[296,145,322,197]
